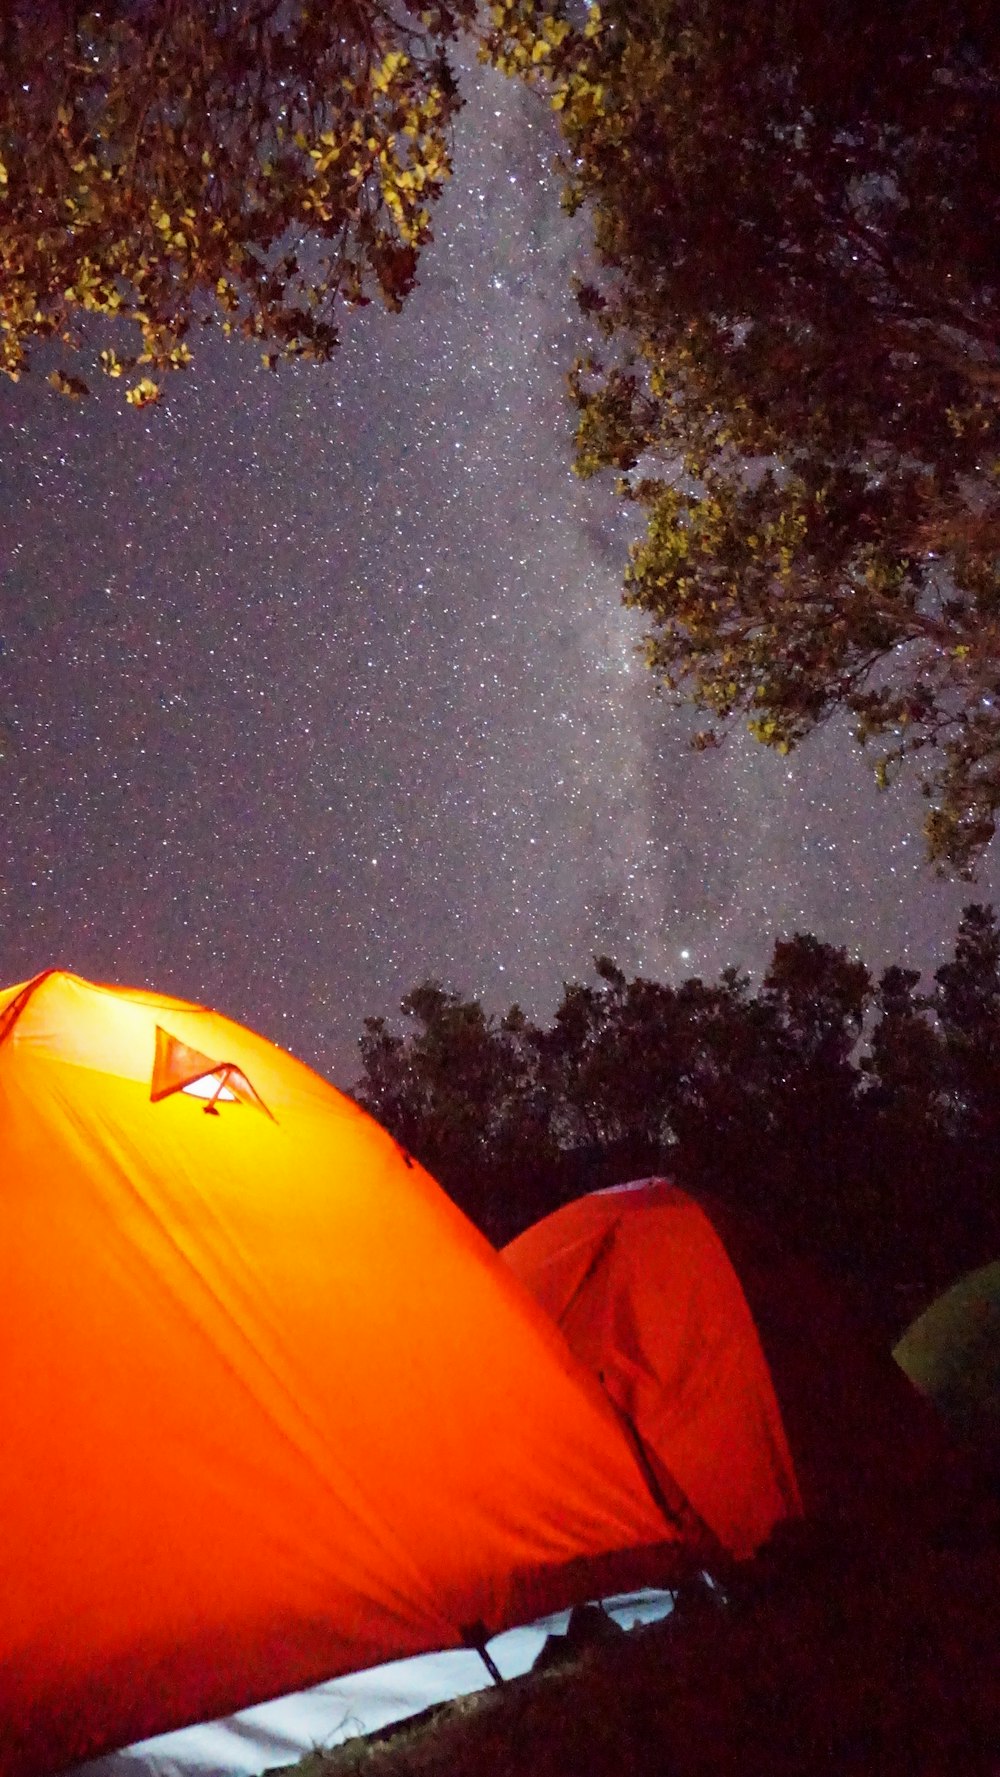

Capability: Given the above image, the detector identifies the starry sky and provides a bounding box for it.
[2,59,997,1087]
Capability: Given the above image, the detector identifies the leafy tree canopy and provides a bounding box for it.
[0,0,472,402]
[9,0,1000,865]
[483,0,1000,870]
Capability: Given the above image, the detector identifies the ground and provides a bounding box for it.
[275,1527,999,1777]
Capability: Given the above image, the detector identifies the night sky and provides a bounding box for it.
[2,61,996,1088]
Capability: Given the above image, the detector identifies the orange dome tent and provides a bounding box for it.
[0,973,682,1777]
[504,1179,966,1558]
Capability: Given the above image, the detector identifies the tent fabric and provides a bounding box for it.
[74,1591,677,1777]
[0,972,682,1777]
[506,1179,971,1552]
[697,1193,976,1534]
[504,1180,803,1560]
[894,1262,1000,1468]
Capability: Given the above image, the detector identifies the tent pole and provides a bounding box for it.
[461,1620,505,1685]
[612,1401,688,1533]
[610,1399,729,1575]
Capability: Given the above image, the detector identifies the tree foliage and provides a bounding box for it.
[0,0,473,401]
[8,1,1000,865]
[355,908,1000,1329]
[358,984,559,1240]
[482,0,1000,870]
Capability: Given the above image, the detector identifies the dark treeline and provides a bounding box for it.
[357,906,1000,1335]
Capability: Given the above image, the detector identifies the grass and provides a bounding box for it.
[272,1527,999,1777]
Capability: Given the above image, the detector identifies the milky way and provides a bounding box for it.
[1,61,996,1085]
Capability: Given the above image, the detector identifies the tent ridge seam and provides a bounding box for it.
[0,967,61,1051]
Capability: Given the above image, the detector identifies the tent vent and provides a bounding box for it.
[151,1026,275,1120]
[183,1074,239,1110]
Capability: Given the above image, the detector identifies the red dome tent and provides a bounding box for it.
[505,1180,801,1559]
[0,974,681,1777]
[504,1179,961,1558]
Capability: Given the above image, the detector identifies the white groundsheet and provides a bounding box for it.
[73,1591,674,1777]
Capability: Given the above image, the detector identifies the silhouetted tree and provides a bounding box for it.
[932,905,1000,1259]
[358,983,556,1239]
[355,909,1000,1324]
[534,958,684,1182]
[854,964,951,1313]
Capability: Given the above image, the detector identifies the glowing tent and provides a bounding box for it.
[0,972,680,1777]
[505,1179,963,1556]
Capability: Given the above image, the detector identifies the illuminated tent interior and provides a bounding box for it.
[0,971,684,1777]
[504,1179,965,1551]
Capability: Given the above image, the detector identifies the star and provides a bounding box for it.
[0,59,995,1085]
